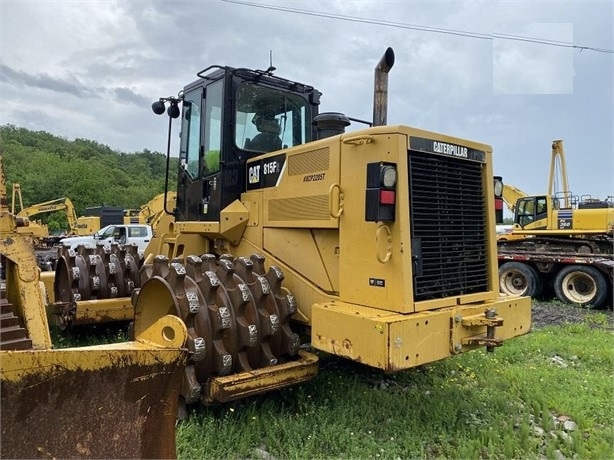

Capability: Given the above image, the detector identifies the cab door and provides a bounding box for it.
[177,80,224,222]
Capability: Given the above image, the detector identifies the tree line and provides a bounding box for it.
[1,124,178,232]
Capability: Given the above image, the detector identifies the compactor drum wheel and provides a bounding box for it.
[53,243,141,326]
[553,265,608,308]
[499,261,543,298]
[136,253,301,404]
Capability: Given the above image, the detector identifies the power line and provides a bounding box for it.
[221,0,614,54]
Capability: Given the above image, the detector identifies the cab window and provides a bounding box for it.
[129,226,147,237]
[203,79,223,175]
[516,196,548,227]
[535,197,548,219]
[234,83,311,154]
[180,89,202,179]
[516,198,534,227]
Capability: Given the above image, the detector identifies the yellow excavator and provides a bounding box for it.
[497,140,613,307]
[11,184,81,241]
[503,140,613,238]
[11,185,86,272]
[3,49,532,457]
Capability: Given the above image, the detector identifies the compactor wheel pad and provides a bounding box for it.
[54,243,141,303]
[137,253,300,404]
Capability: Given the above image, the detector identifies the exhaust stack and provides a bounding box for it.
[373,47,395,127]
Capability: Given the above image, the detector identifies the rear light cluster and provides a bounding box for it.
[365,162,397,222]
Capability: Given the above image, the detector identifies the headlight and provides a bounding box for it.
[493,178,503,197]
[381,165,397,188]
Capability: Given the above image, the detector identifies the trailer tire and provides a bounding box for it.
[553,265,608,308]
[499,262,542,298]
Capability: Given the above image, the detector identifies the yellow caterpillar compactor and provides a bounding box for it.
[2,48,531,457]
[45,191,177,327]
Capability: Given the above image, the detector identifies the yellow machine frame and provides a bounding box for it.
[146,125,531,373]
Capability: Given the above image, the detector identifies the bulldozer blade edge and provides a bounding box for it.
[0,346,185,459]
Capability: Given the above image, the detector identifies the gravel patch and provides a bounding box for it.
[531,301,614,331]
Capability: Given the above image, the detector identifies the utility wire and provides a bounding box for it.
[221,0,614,54]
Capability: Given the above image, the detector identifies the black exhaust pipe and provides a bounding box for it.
[373,47,395,127]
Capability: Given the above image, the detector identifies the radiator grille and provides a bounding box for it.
[408,151,488,300]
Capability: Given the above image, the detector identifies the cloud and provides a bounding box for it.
[0,63,93,98]
[0,0,611,199]
[493,23,574,94]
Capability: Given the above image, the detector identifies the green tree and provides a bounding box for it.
[1,124,177,229]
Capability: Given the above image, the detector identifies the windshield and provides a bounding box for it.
[98,226,115,238]
[235,83,311,154]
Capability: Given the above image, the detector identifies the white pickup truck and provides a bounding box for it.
[60,224,152,255]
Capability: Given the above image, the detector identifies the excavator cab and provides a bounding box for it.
[160,66,321,223]
[514,195,550,229]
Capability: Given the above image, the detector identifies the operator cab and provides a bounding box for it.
[156,66,321,222]
[514,195,549,229]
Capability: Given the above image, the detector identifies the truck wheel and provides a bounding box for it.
[499,262,542,297]
[553,265,608,308]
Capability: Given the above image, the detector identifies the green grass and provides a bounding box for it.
[49,315,613,459]
[50,322,130,348]
[176,317,614,459]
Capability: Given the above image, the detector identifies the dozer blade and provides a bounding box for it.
[1,315,188,459]
[0,153,187,458]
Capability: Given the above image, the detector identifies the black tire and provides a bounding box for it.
[499,261,543,298]
[553,265,608,308]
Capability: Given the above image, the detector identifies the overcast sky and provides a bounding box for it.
[1,0,612,210]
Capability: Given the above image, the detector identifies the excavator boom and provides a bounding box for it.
[12,185,80,235]
[501,183,528,213]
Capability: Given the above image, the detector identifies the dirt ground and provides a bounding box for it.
[531,301,614,331]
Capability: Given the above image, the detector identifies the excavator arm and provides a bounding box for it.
[13,190,80,235]
[502,183,528,213]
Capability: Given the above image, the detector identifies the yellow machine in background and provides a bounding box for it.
[497,140,613,307]
[123,192,176,226]
[69,192,177,235]
[0,154,188,459]
[129,191,177,234]
[47,191,177,328]
[506,140,613,236]
[11,184,81,241]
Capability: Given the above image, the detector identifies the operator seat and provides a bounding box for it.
[244,112,282,153]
